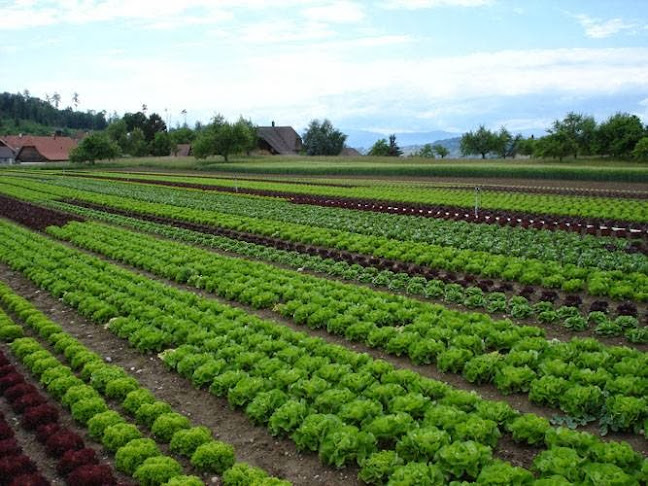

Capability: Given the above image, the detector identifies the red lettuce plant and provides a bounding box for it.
[21,404,59,430]
[45,429,84,457]
[57,447,99,476]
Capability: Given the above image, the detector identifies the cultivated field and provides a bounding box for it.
[0,160,646,486]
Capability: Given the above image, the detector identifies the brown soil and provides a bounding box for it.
[0,345,133,485]
[0,265,360,486]
[6,241,645,461]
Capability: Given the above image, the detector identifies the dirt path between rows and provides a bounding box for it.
[0,266,360,486]
[6,230,645,459]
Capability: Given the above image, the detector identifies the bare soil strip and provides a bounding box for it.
[0,267,360,486]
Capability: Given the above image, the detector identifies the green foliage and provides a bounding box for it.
[190,440,236,473]
[70,397,108,424]
[193,115,256,162]
[596,112,645,158]
[133,456,183,486]
[507,414,550,445]
[395,427,450,462]
[318,425,376,468]
[169,426,212,457]
[163,476,204,486]
[461,125,498,159]
[369,134,402,157]
[359,450,404,485]
[122,388,156,415]
[102,423,143,451]
[136,401,173,428]
[476,460,533,485]
[632,136,648,160]
[387,462,445,486]
[115,438,161,475]
[222,462,268,486]
[151,412,191,443]
[268,400,309,437]
[69,133,120,164]
[88,410,125,440]
[435,440,493,479]
[301,119,347,156]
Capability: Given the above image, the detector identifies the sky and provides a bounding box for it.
[1,0,648,144]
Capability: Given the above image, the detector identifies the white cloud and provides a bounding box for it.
[574,14,640,39]
[302,1,365,23]
[382,0,492,9]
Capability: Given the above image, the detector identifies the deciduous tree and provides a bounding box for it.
[302,119,347,156]
[69,133,120,164]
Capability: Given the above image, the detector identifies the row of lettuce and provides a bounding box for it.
[0,334,118,486]
[0,219,645,485]
[10,172,647,275]
[1,176,646,303]
[0,284,290,486]
[50,170,648,222]
[45,219,648,434]
[48,203,648,345]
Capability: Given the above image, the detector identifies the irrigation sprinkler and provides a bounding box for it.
[474,186,481,218]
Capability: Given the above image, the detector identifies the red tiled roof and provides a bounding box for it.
[1,135,77,161]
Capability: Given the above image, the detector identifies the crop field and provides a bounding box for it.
[0,165,646,486]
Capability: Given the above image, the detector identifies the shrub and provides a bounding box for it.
[133,456,183,486]
[191,440,236,473]
[151,412,191,443]
[57,448,99,476]
[71,397,108,425]
[88,411,125,441]
[169,426,212,457]
[102,423,142,452]
[115,438,161,475]
[45,429,84,457]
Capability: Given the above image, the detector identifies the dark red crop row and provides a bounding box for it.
[60,200,640,319]
[0,350,122,486]
[0,195,84,231]
[64,173,648,242]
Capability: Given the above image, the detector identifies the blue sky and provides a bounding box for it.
[1,0,648,142]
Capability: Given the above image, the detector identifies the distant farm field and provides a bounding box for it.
[0,163,646,485]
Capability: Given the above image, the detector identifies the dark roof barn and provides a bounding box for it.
[257,125,302,155]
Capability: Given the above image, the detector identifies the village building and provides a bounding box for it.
[0,135,77,162]
[256,124,302,155]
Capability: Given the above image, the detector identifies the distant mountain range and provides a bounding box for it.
[342,129,459,153]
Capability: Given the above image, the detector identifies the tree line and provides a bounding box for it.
[0,91,108,133]
[461,112,648,161]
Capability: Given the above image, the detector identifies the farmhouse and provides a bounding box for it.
[0,135,78,162]
[0,145,15,164]
[257,124,302,155]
